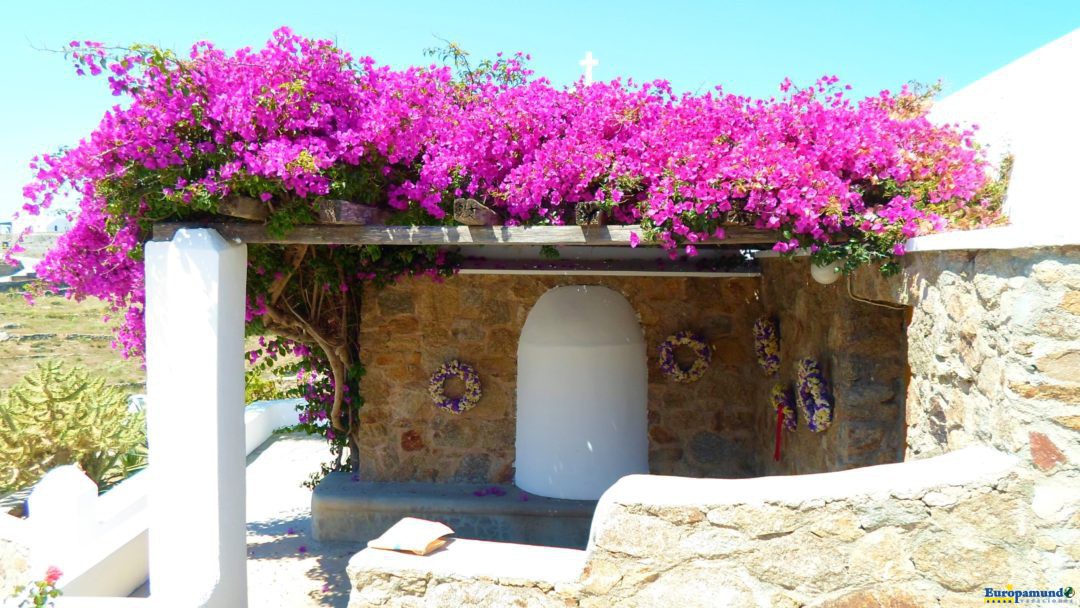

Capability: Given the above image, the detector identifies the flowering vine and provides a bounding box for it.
[15,28,1000,475]
[11,566,62,607]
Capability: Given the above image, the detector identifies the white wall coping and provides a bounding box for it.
[6,398,304,602]
[598,447,1016,509]
[55,599,150,607]
[754,224,1080,261]
[244,398,304,455]
[902,224,1080,252]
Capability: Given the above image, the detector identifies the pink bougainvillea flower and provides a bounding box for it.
[21,27,993,361]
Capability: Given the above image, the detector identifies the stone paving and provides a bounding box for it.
[245,433,365,608]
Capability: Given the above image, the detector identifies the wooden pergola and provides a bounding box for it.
[142,204,779,605]
[152,222,777,248]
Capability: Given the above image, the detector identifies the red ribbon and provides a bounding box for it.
[774,409,784,462]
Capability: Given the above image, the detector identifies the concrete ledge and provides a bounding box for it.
[903,224,1080,252]
[755,226,1080,260]
[313,476,596,548]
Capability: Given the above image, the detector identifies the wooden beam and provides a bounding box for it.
[152,222,779,247]
[457,257,760,277]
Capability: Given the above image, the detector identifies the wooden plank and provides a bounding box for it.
[152,222,779,247]
[457,257,760,277]
[460,268,760,278]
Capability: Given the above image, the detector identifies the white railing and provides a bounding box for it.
[1,398,304,603]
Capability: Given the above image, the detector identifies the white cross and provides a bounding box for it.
[579,51,599,85]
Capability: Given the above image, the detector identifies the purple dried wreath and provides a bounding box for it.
[659,331,712,383]
[428,359,482,414]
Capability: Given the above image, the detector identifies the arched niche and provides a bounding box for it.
[515,285,648,500]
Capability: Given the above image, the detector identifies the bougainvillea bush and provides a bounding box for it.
[19,28,1001,472]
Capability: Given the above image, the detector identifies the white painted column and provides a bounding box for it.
[145,229,247,607]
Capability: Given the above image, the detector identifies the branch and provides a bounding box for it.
[268,300,348,432]
[268,245,308,306]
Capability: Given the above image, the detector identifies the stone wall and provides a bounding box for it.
[356,274,767,483]
[350,447,1080,607]
[756,258,908,475]
[577,448,1075,608]
[851,247,1080,476]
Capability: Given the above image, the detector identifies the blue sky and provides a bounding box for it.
[3,0,1079,220]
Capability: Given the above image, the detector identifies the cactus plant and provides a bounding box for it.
[0,362,146,492]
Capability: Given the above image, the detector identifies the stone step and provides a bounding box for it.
[312,474,596,549]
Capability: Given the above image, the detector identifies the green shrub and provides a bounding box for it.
[0,362,146,492]
[245,368,287,404]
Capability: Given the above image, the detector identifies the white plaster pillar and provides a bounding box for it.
[144,229,247,607]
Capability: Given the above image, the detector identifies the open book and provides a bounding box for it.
[366,517,455,556]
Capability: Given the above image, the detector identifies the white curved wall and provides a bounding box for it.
[516,285,648,500]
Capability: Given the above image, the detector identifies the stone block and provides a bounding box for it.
[1033,260,1080,290]
[1029,431,1067,471]
[847,528,916,584]
[376,290,415,317]
[580,559,623,595]
[1037,350,1080,382]
[1031,478,1080,522]
[400,430,425,452]
[816,586,935,608]
[678,526,747,557]
[806,509,863,542]
[840,423,888,460]
[593,512,682,559]
[745,530,849,592]
[452,454,491,482]
[1009,380,1080,403]
[911,533,1012,591]
[688,431,737,465]
[648,425,678,444]
[623,565,756,607]
[1053,415,1080,430]
[856,499,929,531]
[706,504,804,539]
[1063,290,1080,315]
